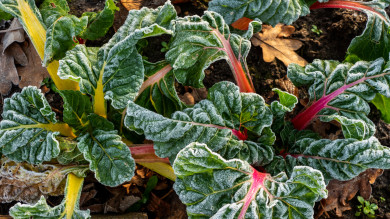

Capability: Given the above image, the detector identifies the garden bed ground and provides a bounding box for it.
[0,0,390,218]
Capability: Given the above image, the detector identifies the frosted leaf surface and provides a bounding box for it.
[266,135,390,182]
[166,11,260,88]
[9,175,90,219]
[43,15,88,66]
[270,88,298,132]
[77,114,135,186]
[59,90,93,132]
[346,0,390,61]
[126,81,274,164]
[208,0,310,26]
[58,1,177,109]
[288,58,390,139]
[0,87,64,164]
[135,60,185,117]
[173,143,327,219]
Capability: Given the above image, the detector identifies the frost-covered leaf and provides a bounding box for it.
[39,0,69,27]
[135,60,185,117]
[173,143,327,219]
[43,15,88,66]
[166,11,259,91]
[101,1,176,58]
[288,58,390,139]
[345,0,390,61]
[371,93,390,123]
[208,0,310,26]
[0,87,75,164]
[59,2,177,111]
[60,90,93,131]
[80,0,118,40]
[126,81,274,164]
[270,88,298,132]
[279,122,320,146]
[9,174,90,219]
[57,137,85,165]
[265,136,390,182]
[78,114,135,186]
[0,157,87,203]
[58,45,99,95]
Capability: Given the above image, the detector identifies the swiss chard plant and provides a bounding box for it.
[0,0,390,218]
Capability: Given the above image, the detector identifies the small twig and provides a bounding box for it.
[51,107,63,114]
[160,189,173,200]
[0,27,24,33]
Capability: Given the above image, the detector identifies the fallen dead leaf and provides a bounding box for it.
[17,38,49,88]
[2,19,24,52]
[251,24,308,67]
[275,75,298,97]
[120,0,166,10]
[120,0,142,10]
[0,43,27,95]
[0,158,67,204]
[316,169,384,218]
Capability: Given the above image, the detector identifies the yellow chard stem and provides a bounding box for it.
[61,173,84,219]
[17,0,79,91]
[93,63,107,118]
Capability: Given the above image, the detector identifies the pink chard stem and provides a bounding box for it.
[291,74,385,130]
[212,28,256,93]
[128,144,170,163]
[310,0,387,20]
[238,167,269,219]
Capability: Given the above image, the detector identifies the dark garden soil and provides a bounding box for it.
[1,0,390,218]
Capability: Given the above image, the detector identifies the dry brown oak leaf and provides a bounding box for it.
[120,0,166,10]
[17,38,49,89]
[315,168,384,218]
[251,24,308,67]
[0,43,27,95]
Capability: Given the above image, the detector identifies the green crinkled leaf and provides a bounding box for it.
[0,8,12,20]
[288,58,390,139]
[346,0,390,61]
[135,60,185,117]
[58,45,99,95]
[60,90,93,131]
[9,175,90,219]
[270,88,298,132]
[166,11,259,88]
[59,2,177,110]
[101,1,176,59]
[39,0,69,27]
[280,122,320,146]
[77,114,135,186]
[80,0,118,40]
[10,196,90,219]
[173,143,327,219]
[126,81,274,165]
[0,86,71,164]
[371,93,390,123]
[265,136,390,182]
[57,137,85,165]
[208,0,310,26]
[43,15,88,66]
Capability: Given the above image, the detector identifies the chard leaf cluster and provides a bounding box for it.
[0,0,390,218]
